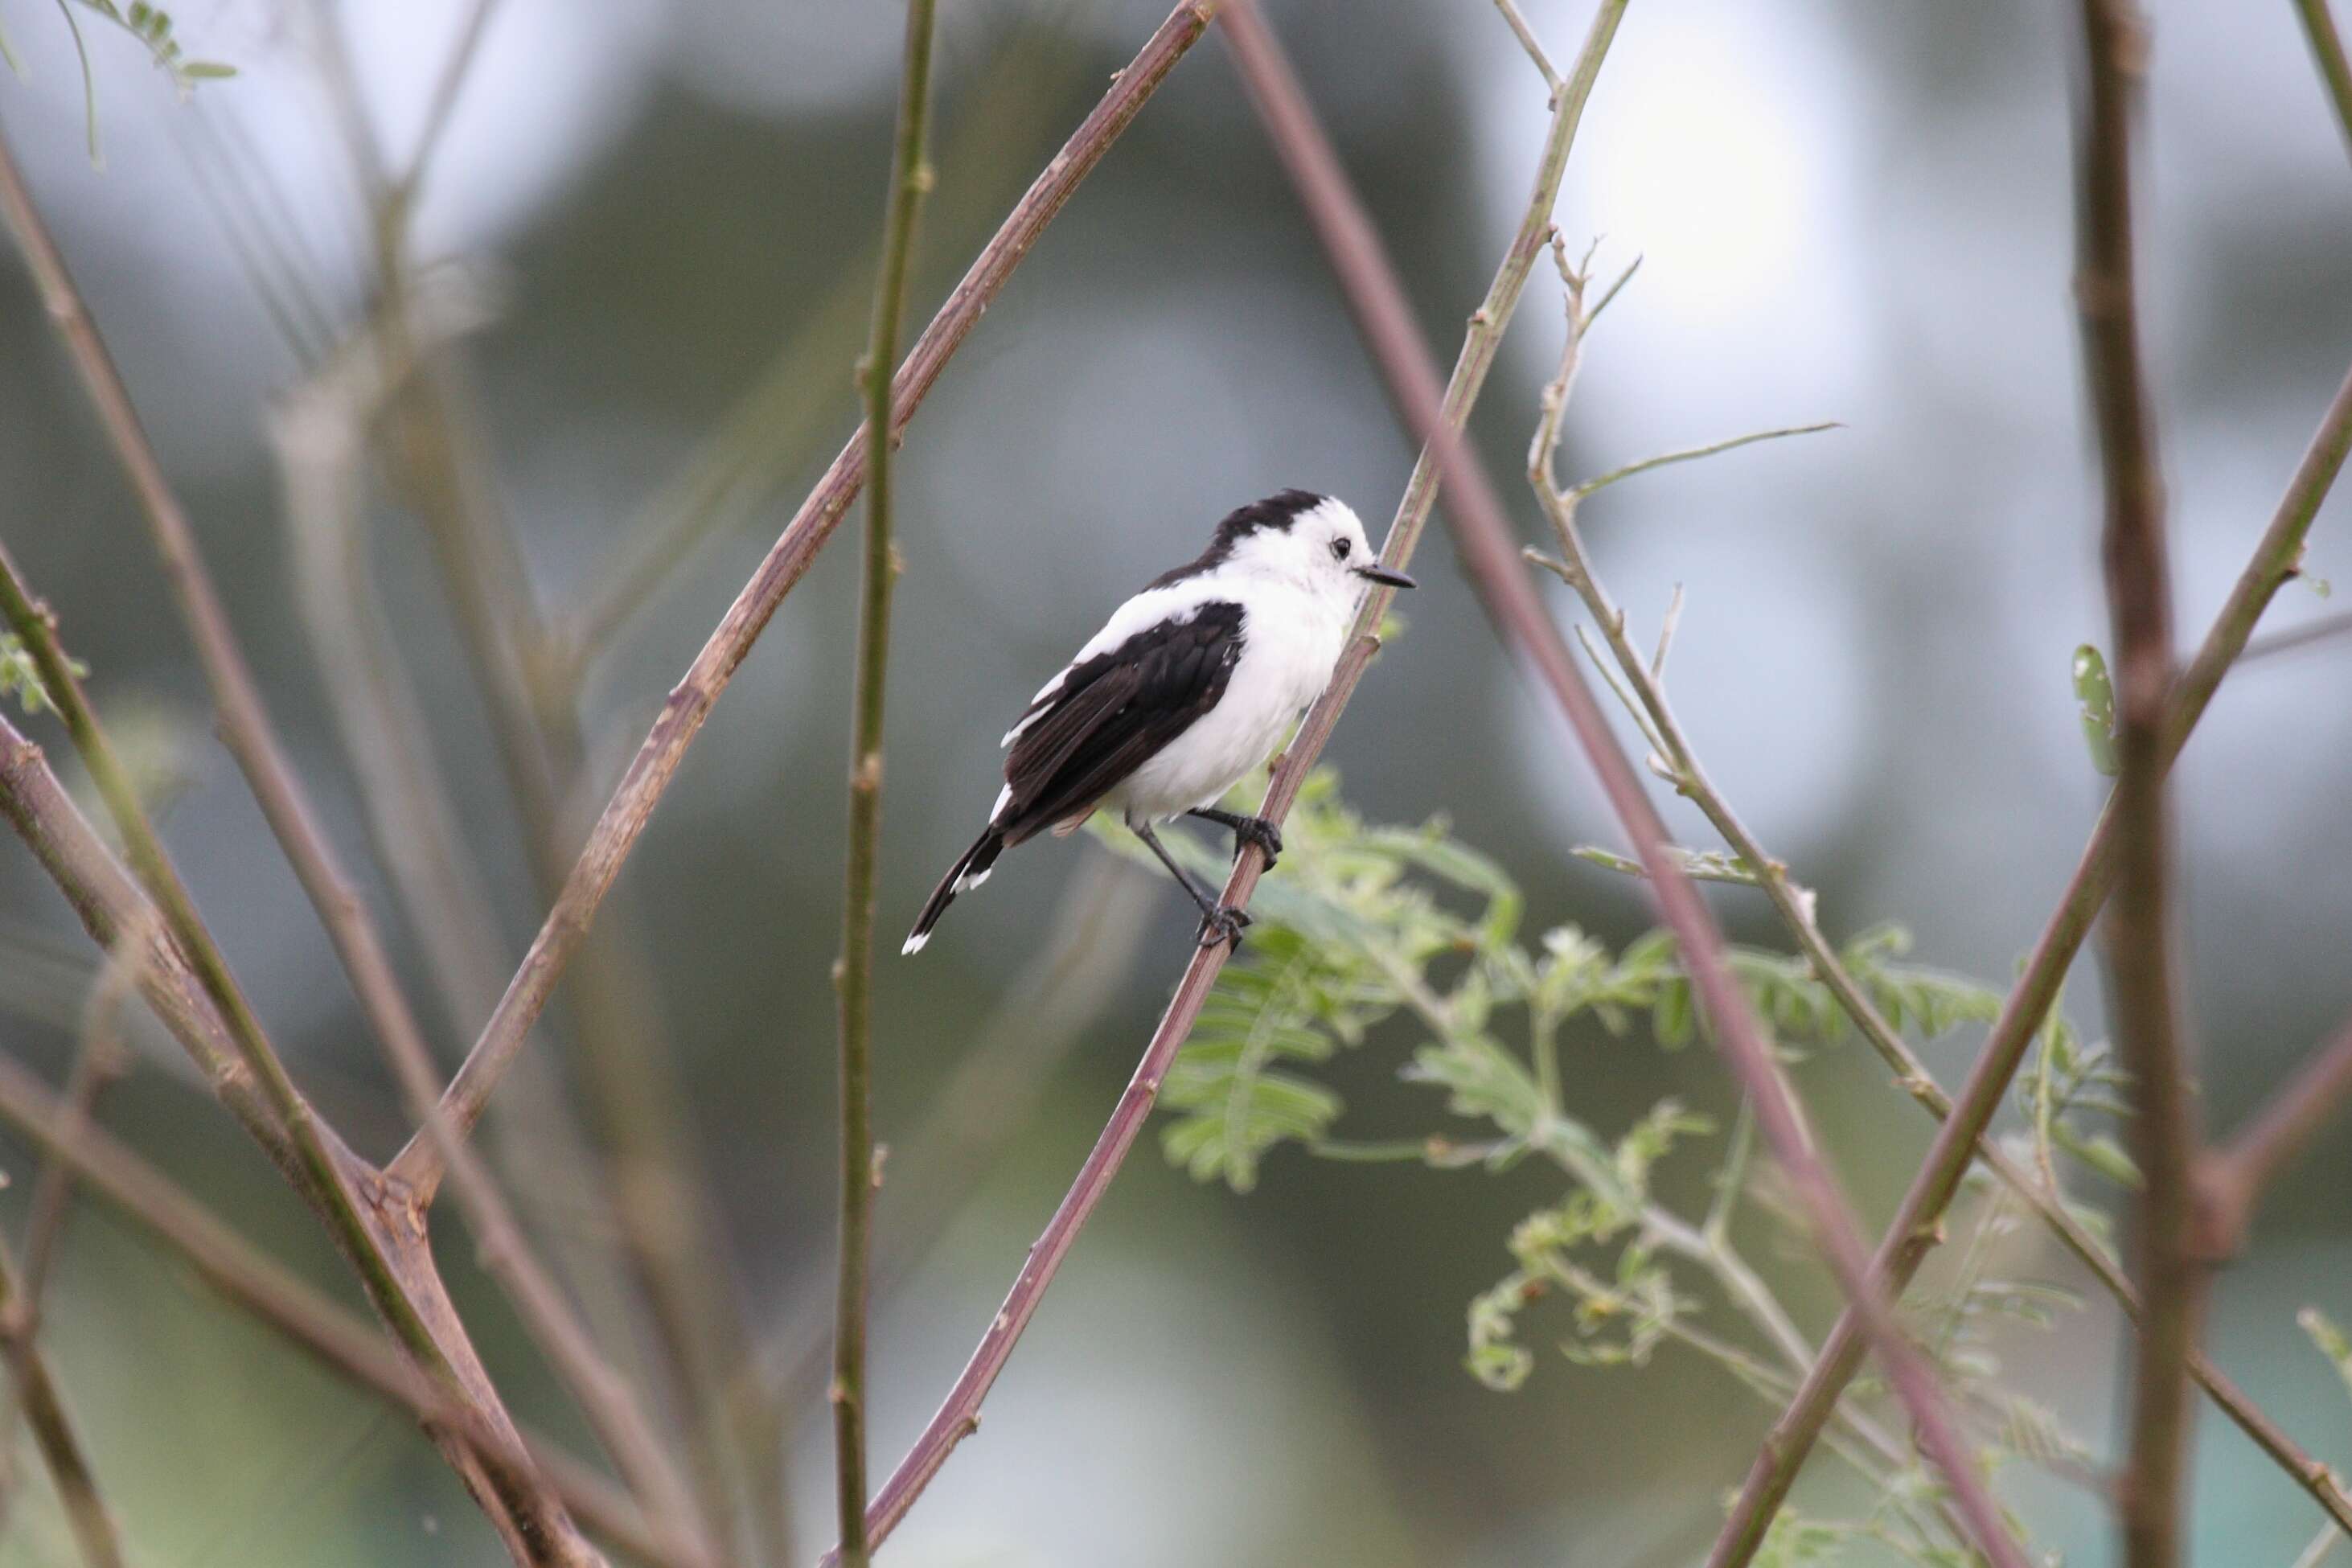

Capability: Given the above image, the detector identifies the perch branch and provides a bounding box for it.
[1213,3,2025,1563]
[826,4,1629,1556]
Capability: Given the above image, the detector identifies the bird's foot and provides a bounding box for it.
[1196,905,1253,950]
[1230,815,1283,869]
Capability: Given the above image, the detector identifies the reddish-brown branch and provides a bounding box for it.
[1706,355,2352,1566]
[2195,1013,2352,1257]
[2075,4,2203,1562]
[1209,5,2025,1565]
[415,0,1218,1160]
[823,7,1631,1558]
[0,1052,708,1568]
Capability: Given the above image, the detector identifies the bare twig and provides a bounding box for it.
[0,548,429,1356]
[2239,606,2352,663]
[0,126,460,1275]
[394,0,507,205]
[2196,1013,2352,1256]
[821,6,1618,1558]
[1528,252,2352,1540]
[0,1052,708,1568]
[0,123,610,1559]
[1214,3,2023,1563]
[19,915,143,1298]
[2075,5,2203,1561]
[1699,274,2352,1568]
[0,1234,126,1568]
[265,307,708,1555]
[273,317,671,1442]
[421,0,1215,1166]
[2294,0,2352,163]
[0,568,598,1566]
[831,2,940,1562]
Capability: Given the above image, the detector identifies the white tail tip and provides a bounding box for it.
[901,931,930,956]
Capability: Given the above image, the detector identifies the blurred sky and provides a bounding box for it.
[2,1,2350,1564]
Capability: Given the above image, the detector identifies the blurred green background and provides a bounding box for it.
[1,0,2350,1563]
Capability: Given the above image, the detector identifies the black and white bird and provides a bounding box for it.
[903,489,1413,955]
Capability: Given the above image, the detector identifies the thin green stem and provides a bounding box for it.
[832,3,940,1563]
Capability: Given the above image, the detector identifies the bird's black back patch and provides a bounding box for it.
[1147,489,1325,589]
[995,601,1246,844]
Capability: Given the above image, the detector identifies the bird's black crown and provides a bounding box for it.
[1210,488,1326,550]
[1149,489,1326,589]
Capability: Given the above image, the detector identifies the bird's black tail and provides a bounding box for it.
[902,828,1005,954]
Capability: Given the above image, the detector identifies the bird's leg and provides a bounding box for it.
[1131,819,1251,950]
[1186,807,1283,869]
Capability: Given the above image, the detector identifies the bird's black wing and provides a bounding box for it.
[995,601,1246,845]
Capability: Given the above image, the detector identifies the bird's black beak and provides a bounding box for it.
[1355,564,1417,589]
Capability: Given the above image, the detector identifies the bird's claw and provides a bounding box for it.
[1196,905,1253,950]
[1232,815,1283,869]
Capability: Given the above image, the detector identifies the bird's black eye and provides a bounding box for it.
[1331,536,1352,560]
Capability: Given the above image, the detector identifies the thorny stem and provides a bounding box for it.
[824,6,1625,1558]
[832,2,940,1563]
[1219,3,2024,1562]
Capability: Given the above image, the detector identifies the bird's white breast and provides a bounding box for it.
[1106,575,1352,821]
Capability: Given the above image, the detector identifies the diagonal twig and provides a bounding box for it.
[2195,1012,2352,1257]
[0,1233,126,1568]
[1701,335,2352,1568]
[823,6,1632,1559]
[0,1050,708,1568]
[412,0,1217,1169]
[1527,244,2352,1540]
[1214,3,2025,1562]
[2294,0,2352,163]
[0,564,599,1566]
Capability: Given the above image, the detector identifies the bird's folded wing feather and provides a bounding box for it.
[994,601,1245,844]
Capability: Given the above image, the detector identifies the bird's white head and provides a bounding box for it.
[1183,489,1415,602]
